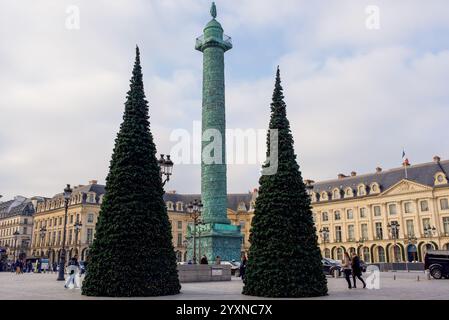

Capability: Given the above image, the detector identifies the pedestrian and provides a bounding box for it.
[215,255,221,265]
[240,254,247,280]
[15,259,21,275]
[351,252,366,288]
[342,252,352,289]
[200,255,208,265]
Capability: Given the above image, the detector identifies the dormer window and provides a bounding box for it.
[87,193,96,204]
[321,192,328,201]
[176,202,183,211]
[344,188,353,198]
[435,172,448,185]
[166,201,174,211]
[332,188,341,200]
[358,184,366,196]
[370,183,380,194]
[237,202,247,212]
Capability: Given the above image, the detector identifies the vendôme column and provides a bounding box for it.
[191,2,242,262]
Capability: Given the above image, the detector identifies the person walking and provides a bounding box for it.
[351,252,366,288]
[342,252,352,289]
[240,254,247,280]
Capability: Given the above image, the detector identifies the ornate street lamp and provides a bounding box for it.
[57,184,72,281]
[13,230,20,261]
[187,199,203,264]
[74,219,82,258]
[387,222,400,262]
[158,154,174,187]
[319,227,330,257]
[39,227,47,248]
[424,225,437,238]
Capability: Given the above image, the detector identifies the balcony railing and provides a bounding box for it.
[195,34,232,49]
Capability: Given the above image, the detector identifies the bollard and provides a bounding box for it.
[393,274,396,280]
[417,275,420,282]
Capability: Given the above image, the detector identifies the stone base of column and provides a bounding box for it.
[187,223,242,263]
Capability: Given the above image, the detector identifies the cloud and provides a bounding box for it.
[1,0,449,200]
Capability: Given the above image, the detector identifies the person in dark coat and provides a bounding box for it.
[351,252,366,288]
[240,254,247,280]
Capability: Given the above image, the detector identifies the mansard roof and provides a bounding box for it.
[311,159,449,199]
[163,192,253,212]
[0,197,35,219]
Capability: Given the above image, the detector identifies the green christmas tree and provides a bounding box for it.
[82,47,180,297]
[242,67,328,298]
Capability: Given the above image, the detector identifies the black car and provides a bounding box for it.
[424,250,449,279]
[322,258,341,277]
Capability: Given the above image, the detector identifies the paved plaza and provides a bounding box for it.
[0,272,448,300]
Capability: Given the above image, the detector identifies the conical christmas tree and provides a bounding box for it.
[242,67,328,298]
[82,47,180,297]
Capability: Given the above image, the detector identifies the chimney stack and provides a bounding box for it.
[433,156,441,163]
[350,171,357,177]
[89,180,98,185]
[338,174,347,180]
[376,167,382,173]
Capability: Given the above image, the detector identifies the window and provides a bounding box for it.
[375,223,383,239]
[443,217,449,235]
[440,199,449,210]
[336,248,343,261]
[335,226,342,242]
[358,185,366,196]
[57,231,61,245]
[24,218,28,225]
[167,202,174,211]
[378,247,386,263]
[404,202,414,214]
[176,202,183,211]
[360,208,366,219]
[87,193,95,203]
[420,201,429,212]
[347,209,353,220]
[363,247,371,263]
[333,189,340,200]
[334,211,341,221]
[240,221,245,230]
[322,212,329,222]
[59,217,63,225]
[406,220,415,237]
[87,213,94,223]
[388,204,397,215]
[422,218,431,230]
[361,224,368,239]
[68,230,73,244]
[70,215,73,224]
[373,206,381,217]
[348,225,355,241]
[177,221,182,230]
[177,233,183,247]
[87,228,94,244]
[23,227,27,235]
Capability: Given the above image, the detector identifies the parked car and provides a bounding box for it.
[424,250,449,279]
[322,258,341,277]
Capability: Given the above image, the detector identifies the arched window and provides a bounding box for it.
[378,247,386,263]
[166,202,174,211]
[345,188,353,198]
[176,202,183,211]
[358,184,366,196]
[336,248,344,261]
[321,192,328,201]
[370,183,380,194]
[333,189,341,200]
[393,245,401,262]
[363,247,371,263]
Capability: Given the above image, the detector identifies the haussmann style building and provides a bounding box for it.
[309,156,449,264]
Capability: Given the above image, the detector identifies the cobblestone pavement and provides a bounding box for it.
[0,272,447,300]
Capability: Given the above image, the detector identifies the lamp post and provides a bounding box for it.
[356,238,366,257]
[187,199,203,264]
[74,219,82,258]
[319,227,330,258]
[424,225,437,253]
[387,222,400,262]
[158,154,174,187]
[39,227,47,257]
[13,230,20,261]
[57,184,72,281]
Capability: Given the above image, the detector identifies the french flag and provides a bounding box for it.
[402,150,410,166]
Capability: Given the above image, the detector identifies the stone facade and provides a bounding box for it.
[311,156,449,263]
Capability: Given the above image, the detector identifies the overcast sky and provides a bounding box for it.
[1,0,449,200]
